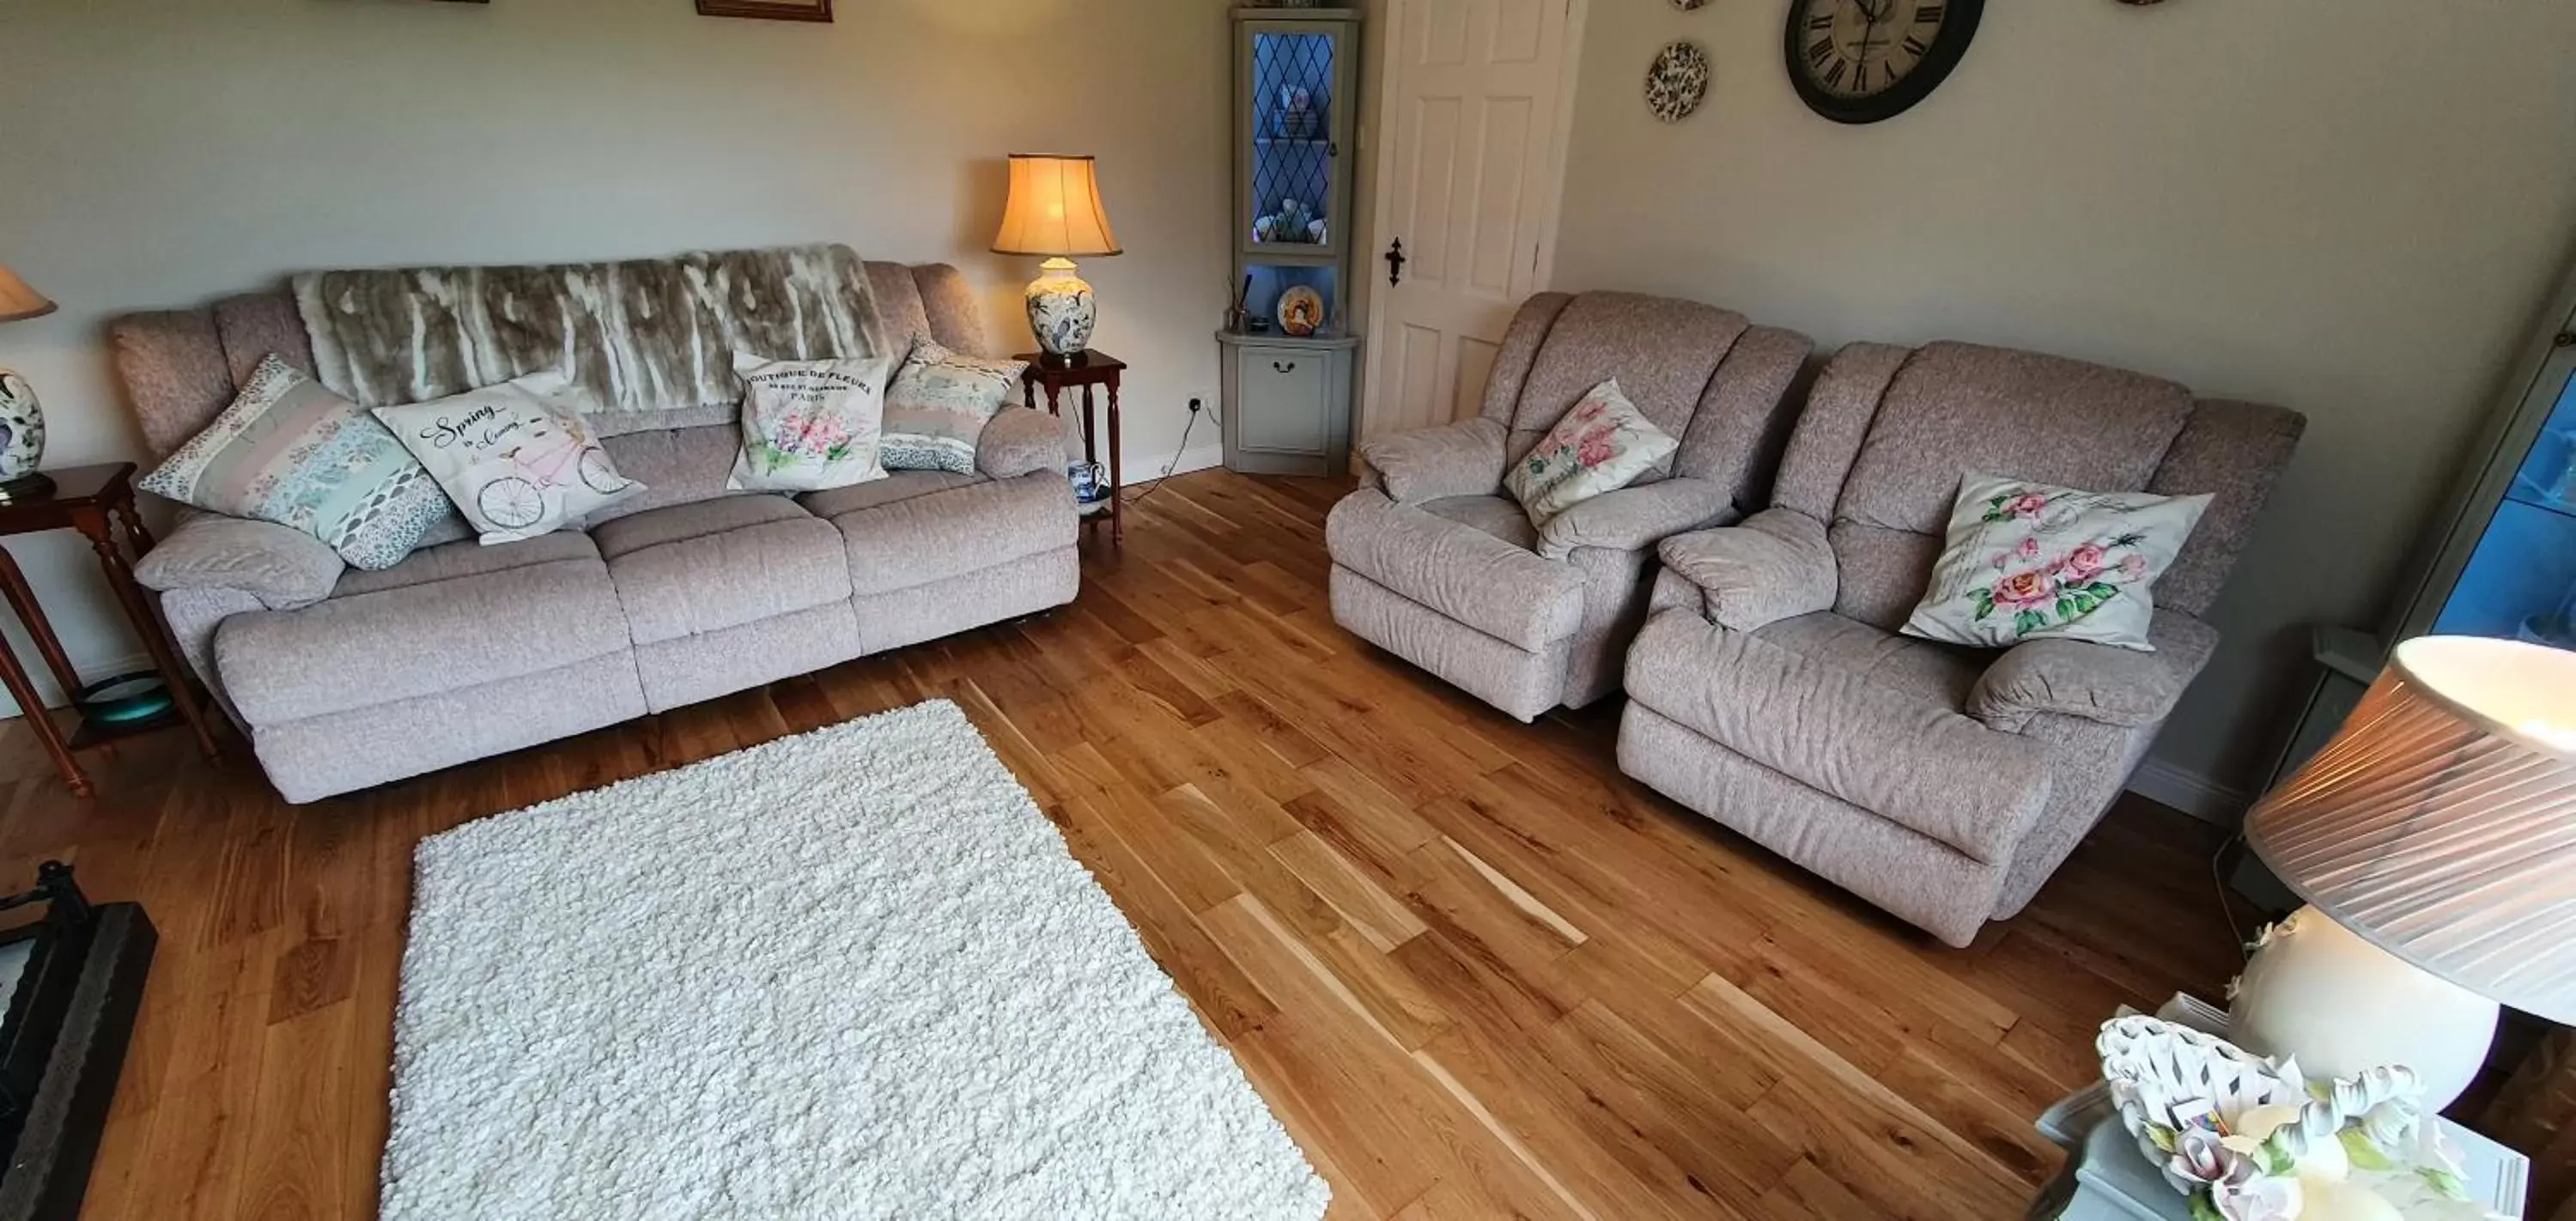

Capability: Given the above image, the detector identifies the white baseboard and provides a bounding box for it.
[2126,756,2251,826]
[0,649,158,720]
[1126,441,1225,486]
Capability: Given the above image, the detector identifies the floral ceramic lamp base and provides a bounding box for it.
[0,369,50,502]
[1024,258,1097,368]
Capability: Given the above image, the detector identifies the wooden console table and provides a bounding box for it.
[0,464,221,796]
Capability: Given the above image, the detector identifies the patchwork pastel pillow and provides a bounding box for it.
[1902,472,2212,653]
[138,354,454,571]
[372,371,642,545]
[1503,378,1679,527]
[726,353,896,492]
[880,340,1027,476]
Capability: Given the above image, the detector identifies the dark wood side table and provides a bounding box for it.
[1015,349,1126,546]
[0,464,221,797]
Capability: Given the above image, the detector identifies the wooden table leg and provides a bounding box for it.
[0,545,88,711]
[0,625,83,797]
[1074,384,1097,469]
[1105,375,1124,547]
[0,550,86,797]
[110,498,156,555]
[75,507,221,763]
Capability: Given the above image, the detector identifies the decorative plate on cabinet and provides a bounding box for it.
[1645,40,1710,123]
[1276,286,1325,337]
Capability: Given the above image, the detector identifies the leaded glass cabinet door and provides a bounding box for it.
[1236,17,1358,266]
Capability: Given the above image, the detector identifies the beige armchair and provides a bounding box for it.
[1618,341,2304,945]
[1327,292,1812,720]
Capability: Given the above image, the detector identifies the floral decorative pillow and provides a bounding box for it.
[372,371,642,545]
[1503,379,1679,527]
[139,354,455,570]
[880,340,1026,476]
[1903,473,2212,652]
[726,353,896,493]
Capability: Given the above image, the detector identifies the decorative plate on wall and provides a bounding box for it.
[1645,40,1710,123]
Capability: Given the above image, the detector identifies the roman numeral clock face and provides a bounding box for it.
[1785,0,1984,124]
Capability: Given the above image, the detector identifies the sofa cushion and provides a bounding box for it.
[1838,343,2196,538]
[1624,609,2050,865]
[1324,488,1584,652]
[799,470,987,519]
[1753,611,1986,713]
[216,554,629,726]
[814,470,1075,597]
[1420,495,1537,551]
[592,424,747,525]
[592,496,852,646]
[333,532,600,599]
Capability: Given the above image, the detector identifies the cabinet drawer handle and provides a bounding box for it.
[1271,360,1298,374]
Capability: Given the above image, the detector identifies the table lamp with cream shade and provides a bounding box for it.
[991,154,1121,368]
[2234,635,2576,1111]
[0,264,56,500]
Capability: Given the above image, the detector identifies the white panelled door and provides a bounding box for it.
[1362,0,1583,440]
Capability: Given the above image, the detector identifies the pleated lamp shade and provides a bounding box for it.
[0,265,54,325]
[2246,635,2576,1024]
[990,155,1122,258]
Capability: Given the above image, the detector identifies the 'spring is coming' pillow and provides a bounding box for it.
[373,371,641,545]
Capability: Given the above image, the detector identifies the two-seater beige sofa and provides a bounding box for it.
[110,252,1076,803]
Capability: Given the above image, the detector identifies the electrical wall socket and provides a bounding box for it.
[1186,391,1212,416]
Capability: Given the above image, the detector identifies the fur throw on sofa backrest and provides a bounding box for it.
[290,244,890,437]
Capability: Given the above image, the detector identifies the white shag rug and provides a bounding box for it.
[381,699,1329,1220]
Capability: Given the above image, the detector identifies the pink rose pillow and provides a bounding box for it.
[1902,473,2211,652]
[1503,379,1679,527]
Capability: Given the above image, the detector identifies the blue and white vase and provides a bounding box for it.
[1024,258,1097,364]
[0,369,44,484]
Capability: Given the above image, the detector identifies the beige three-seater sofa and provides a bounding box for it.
[110,252,1077,803]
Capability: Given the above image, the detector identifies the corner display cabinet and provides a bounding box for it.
[1219,6,1361,477]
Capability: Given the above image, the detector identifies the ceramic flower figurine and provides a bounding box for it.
[2096,1016,2495,1221]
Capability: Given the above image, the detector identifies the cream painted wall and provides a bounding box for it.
[1554,1,2576,809]
[0,0,1233,716]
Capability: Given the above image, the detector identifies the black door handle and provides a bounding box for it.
[1271,361,1298,374]
[1386,238,1406,287]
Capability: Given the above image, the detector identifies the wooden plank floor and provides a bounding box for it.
[3,468,2258,1219]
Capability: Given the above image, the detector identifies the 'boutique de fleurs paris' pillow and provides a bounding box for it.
[728,353,897,493]
[1902,472,2209,652]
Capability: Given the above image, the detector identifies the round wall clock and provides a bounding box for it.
[1645,40,1710,123]
[1784,0,1984,125]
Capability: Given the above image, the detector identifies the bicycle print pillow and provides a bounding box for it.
[1901,472,2211,653]
[726,352,897,493]
[373,371,642,545]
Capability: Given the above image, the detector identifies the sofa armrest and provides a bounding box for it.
[1535,476,1736,561]
[1357,417,1507,504]
[1655,508,1837,633]
[132,512,343,611]
[1966,610,2221,732]
[975,406,1074,480]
